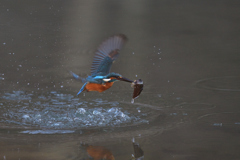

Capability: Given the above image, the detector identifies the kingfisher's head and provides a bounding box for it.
[103,73,122,83]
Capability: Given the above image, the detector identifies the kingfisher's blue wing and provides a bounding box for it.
[91,34,127,76]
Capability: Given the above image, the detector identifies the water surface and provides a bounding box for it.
[1,0,240,159]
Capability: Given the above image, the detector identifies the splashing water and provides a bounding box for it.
[0,91,148,130]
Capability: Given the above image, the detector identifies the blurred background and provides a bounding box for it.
[0,0,240,159]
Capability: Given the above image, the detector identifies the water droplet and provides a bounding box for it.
[22,114,30,119]
[213,123,222,127]
[76,108,86,114]
[131,99,134,103]
[108,107,118,113]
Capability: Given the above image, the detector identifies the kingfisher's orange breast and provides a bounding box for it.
[85,82,114,92]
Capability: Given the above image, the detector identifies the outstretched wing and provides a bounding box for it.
[91,34,127,76]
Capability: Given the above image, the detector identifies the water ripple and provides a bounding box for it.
[195,76,240,91]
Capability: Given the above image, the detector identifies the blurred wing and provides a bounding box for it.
[91,34,127,76]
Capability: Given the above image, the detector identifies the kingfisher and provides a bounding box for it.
[70,34,143,102]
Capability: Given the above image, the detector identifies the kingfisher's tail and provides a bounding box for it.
[70,71,87,83]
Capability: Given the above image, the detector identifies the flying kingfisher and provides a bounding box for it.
[70,34,143,102]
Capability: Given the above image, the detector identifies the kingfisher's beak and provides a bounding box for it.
[116,77,133,83]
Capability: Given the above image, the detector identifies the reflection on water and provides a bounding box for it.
[132,137,144,160]
[81,143,115,160]
[79,138,144,160]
